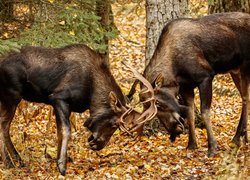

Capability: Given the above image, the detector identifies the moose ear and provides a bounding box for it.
[153,73,164,89]
[109,91,123,113]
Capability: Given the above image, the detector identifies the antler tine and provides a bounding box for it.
[133,99,157,123]
[118,107,134,134]
[119,62,158,135]
[119,107,133,124]
[121,62,154,93]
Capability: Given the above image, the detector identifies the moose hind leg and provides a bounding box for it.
[0,102,23,167]
[231,72,249,145]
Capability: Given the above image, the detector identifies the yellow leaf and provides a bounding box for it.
[69,30,75,36]
[45,146,57,159]
[59,21,65,25]
[48,0,54,3]
[114,129,121,135]
[144,164,152,170]
[141,136,149,142]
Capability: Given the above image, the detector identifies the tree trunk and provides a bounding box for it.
[96,0,115,65]
[0,0,14,22]
[145,0,188,66]
[208,0,250,14]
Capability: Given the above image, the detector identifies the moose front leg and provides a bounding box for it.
[53,100,71,176]
[180,88,198,149]
[199,77,218,157]
[0,141,13,168]
[0,103,23,168]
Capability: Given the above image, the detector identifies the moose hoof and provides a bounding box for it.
[207,149,217,157]
[232,134,248,147]
[17,160,25,167]
[3,155,15,168]
[232,136,241,147]
[59,170,66,176]
[187,142,198,150]
[57,162,66,176]
[5,161,15,169]
[243,136,248,144]
[13,155,25,167]
[207,144,219,157]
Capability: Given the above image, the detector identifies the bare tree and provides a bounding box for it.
[0,0,14,22]
[96,0,116,65]
[145,0,188,65]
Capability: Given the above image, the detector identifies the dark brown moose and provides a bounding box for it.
[0,44,129,175]
[127,12,250,157]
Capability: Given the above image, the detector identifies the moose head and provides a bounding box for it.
[119,64,189,140]
[84,91,128,150]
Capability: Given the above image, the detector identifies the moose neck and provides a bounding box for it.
[144,43,179,95]
[89,62,125,116]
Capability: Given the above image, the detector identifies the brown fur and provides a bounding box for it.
[0,44,126,175]
[140,12,250,156]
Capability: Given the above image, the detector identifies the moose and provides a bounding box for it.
[0,44,134,175]
[127,12,250,157]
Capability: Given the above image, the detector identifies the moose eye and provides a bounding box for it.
[112,124,118,128]
[156,101,164,110]
[156,100,171,112]
[106,120,118,129]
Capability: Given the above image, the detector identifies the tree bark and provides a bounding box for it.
[145,0,188,66]
[96,0,115,65]
[208,0,250,14]
[0,0,14,22]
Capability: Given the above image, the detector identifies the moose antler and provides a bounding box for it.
[119,62,158,135]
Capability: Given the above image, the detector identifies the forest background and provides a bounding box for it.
[0,0,249,179]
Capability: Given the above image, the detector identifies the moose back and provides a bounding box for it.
[0,44,128,175]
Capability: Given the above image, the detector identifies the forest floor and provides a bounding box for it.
[0,2,249,180]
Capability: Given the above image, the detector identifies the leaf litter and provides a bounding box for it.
[0,2,249,179]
